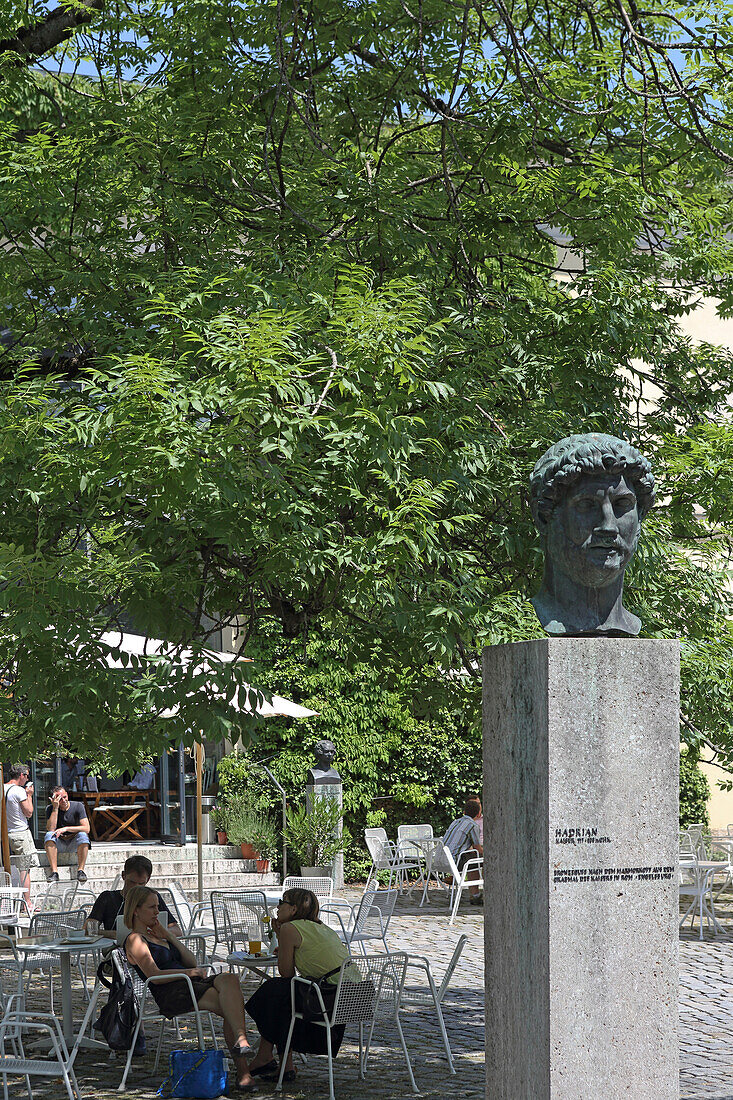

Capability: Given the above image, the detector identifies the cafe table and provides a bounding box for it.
[226,949,278,982]
[79,789,153,841]
[14,934,115,1050]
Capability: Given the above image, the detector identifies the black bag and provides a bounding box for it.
[293,966,342,1022]
[94,958,140,1051]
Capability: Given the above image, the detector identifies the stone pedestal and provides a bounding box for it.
[306,781,344,889]
[483,638,679,1100]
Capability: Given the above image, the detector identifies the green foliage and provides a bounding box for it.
[220,800,273,852]
[216,750,270,814]
[0,1,730,772]
[285,799,350,869]
[680,752,711,830]
[247,813,280,863]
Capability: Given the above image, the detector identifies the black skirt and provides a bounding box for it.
[149,974,218,1019]
[246,977,346,1056]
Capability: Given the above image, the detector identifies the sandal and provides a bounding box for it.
[249,1060,278,1077]
[262,1068,296,1083]
[230,1043,255,1060]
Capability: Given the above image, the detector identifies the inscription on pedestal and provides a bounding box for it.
[483,637,679,1100]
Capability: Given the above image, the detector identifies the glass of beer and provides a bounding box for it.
[248,938,262,955]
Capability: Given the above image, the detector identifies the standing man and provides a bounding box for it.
[443,796,484,905]
[44,786,91,883]
[4,763,36,913]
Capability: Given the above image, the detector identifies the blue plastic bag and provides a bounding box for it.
[157,1049,227,1099]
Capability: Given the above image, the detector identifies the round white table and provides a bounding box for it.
[14,935,115,1049]
[226,949,278,981]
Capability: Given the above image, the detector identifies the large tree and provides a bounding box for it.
[0,0,732,767]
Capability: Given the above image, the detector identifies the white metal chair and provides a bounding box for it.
[275,952,418,1099]
[112,942,217,1091]
[364,830,419,893]
[399,935,467,1073]
[0,1008,83,1100]
[210,889,269,959]
[0,888,24,933]
[396,824,433,876]
[23,909,90,1007]
[162,881,216,946]
[679,846,726,939]
[432,845,483,925]
[281,876,334,905]
[323,887,397,954]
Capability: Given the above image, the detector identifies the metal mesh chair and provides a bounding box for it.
[0,1007,83,1100]
[162,882,216,947]
[323,888,397,955]
[24,909,89,1008]
[364,830,420,893]
[281,876,334,905]
[431,845,484,925]
[399,934,467,1073]
[210,889,269,958]
[396,824,433,860]
[0,888,24,932]
[276,952,418,1100]
[112,941,218,1091]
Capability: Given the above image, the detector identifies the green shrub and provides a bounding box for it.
[680,751,710,829]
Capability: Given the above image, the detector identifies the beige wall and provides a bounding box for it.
[699,761,733,831]
[677,300,733,828]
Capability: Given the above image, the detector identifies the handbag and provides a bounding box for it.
[157,1049,227,1099]
[93,959,139,1051]
[293,965,342,1022]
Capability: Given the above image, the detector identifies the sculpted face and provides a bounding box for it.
[316,743,336,767]
[544,473,640,589]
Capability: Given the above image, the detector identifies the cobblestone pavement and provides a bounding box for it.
[6,888,485,1099]
[6,889,733,1098]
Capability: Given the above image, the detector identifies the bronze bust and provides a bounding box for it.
[529,434,655,636]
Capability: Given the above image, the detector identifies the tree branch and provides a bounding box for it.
[0,1,105,62]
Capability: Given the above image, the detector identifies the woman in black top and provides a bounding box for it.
[123,886,256,1093]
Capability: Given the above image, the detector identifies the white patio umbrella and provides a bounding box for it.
[96,631,318,898]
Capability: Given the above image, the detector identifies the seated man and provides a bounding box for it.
[85,854,182,936]
[443,796,484,905]
[45,786,91,884]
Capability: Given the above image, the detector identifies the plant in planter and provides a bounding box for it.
[285,799,349,876]
[210,806,228,845]
[248,813,279,873]
[221,803,258,858]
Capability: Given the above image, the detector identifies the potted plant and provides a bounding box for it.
[221,803,261,859]
[248,812,279,873]
[210,807,228,845]
[285,799,349,877]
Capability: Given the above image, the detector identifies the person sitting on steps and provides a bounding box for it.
[44,786,91,884]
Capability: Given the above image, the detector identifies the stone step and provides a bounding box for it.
[14,842,280,903]
[29,853,268,871]
[32,844,248,864]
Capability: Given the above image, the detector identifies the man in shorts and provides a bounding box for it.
[4,763,36,913]
[44,786,91,883]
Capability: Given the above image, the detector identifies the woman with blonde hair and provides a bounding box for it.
[246,887,358,1083]
[123,885,256,1093]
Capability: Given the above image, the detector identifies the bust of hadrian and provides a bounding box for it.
[529,433,655,637]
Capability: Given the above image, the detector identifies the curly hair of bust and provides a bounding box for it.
[282,887,320,921]
[530,434,655,528]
